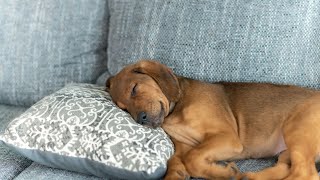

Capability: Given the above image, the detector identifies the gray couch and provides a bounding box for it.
[1,0,320,179]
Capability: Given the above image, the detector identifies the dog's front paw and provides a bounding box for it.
[164,169,190,180]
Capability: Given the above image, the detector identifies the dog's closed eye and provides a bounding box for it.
[131,84,138,97]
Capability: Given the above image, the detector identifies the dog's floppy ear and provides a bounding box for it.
[105,76,114,92]
[132,60,181,102]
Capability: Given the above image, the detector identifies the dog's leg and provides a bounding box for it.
[241,150,291,180]
[281,98,320,180]
[182,132,243,179]
[164,140,192,180]
[282,143,319,180]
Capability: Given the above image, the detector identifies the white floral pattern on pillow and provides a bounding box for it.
[0,84,174,179]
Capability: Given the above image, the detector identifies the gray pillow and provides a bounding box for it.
[0,1,109,106]
[0,84,173,180]
[107,0,320,88]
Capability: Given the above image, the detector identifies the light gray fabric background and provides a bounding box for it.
[0,0,109,106]
[107,0,320,88]
[96,71,111,86]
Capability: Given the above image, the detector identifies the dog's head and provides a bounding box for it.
[106,60,181,128]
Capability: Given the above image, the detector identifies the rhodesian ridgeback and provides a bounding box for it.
[106,60,320,180]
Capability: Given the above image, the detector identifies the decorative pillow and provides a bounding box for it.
[0,1,108,106]
[0,84,174,180]
[107,0,320,88]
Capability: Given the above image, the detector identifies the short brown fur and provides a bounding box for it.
[107,60,320,180]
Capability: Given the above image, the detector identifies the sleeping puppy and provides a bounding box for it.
[106,60,320,180]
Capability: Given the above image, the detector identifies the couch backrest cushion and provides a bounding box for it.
[0,0,109,106]
[107,0,320,88]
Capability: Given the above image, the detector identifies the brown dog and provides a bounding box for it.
[106,60,320,180]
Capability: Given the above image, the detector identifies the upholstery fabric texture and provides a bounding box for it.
[14,162,100,180]
[0,145,33,180]
[0,0,109,106]
[0,84,173,180]
[0,104,32,180]
[236,158,277,173]
[107,0,320,88]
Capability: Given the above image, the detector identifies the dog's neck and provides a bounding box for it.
[169,102,176,114]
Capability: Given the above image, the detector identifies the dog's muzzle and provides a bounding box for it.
[136,103,165,128]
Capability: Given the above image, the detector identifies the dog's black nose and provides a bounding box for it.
[137,112,148,125]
